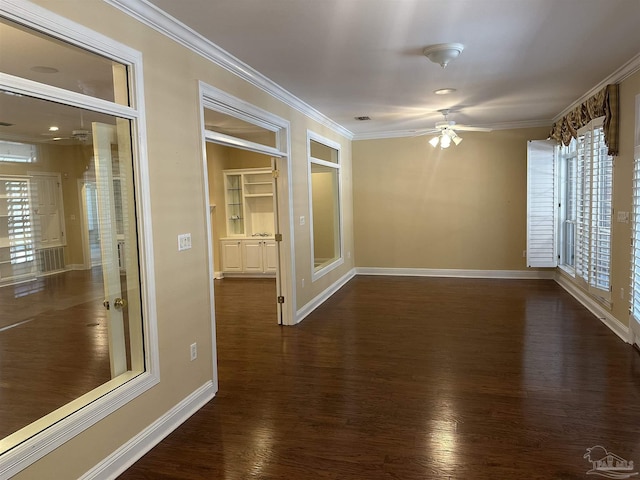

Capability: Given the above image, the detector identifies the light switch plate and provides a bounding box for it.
[178,233,192,251]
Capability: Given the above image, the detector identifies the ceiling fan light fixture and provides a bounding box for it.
[429,136,440,147]
[423,43,464,68]
[440,134,452,148]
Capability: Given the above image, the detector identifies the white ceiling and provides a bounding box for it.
[145,0,640,138]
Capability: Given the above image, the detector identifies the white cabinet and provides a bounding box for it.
[220,240,243,272]
[242,239,276,274]
[220,167,277,277]
[220,238,276,276]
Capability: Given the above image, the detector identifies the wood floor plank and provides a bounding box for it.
[119,276,640,479]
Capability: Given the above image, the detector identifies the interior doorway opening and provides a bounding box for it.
[205,141,282,325]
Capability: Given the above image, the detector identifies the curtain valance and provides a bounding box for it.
[549,84,619,156]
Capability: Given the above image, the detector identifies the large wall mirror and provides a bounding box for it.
[307,133,343,280]
[0,14,147,461]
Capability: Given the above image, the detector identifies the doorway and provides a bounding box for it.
[205,141,282,324]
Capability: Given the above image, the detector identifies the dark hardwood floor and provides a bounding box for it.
[0,269,111,439]
[119,276,640,479]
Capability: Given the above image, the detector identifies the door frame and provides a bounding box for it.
[198,82,295,387]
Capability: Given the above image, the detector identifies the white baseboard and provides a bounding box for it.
[213,271,223,279]
[80,381,216,480]
[554,272,630,344]
[67,264,90,271]
[355,267,555,279]
[295,268,356,324]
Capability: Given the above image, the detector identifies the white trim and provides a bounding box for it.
[198,93,219,393]
[554,272,630,344]
[67,263,89,271]
[203,130,284,158]
[0,372,158,480]
[296,268,356,324]
[104,0,353,140]
[79,381,216,480]
[553,52,640,123]
[355,267,555,279]
[307,131,344,283]
[0,2,159,477]
[0,73,139,121]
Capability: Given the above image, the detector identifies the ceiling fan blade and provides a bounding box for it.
[412,128,440,137]
[451,125,493,132]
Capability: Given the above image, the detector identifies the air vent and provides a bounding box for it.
[0,122,14,127]
[355,116,371,121]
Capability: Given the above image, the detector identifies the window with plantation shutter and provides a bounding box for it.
[574,118,612,300]
[528,117,613,302]
[630,95,640,340]
[558,138,577,269]
[0,176,36,282]
[526,140,557,267]
[631,152,640,320]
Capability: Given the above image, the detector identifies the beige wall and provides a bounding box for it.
[353,127,549,270]
[353,69,640,331]
[610,70,640,325]
[14,1,354,478]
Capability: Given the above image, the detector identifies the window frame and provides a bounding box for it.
[0,2,158,477]
[557,138,577,273]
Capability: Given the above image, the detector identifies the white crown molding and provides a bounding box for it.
[553,52,640,123]
[104,0,353,140]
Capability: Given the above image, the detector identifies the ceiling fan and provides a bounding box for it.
[41,129,92,143]
[417,109,493,148]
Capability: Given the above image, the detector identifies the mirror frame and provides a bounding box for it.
[306,130,344,281]
[0,1,158,477]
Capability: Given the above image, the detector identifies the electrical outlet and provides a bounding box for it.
[190,342,197,361]
[299,216,305,226]
[178,233,192,251]
[621,287,625,300]
[522,250,527,258]
[301,278,305,288]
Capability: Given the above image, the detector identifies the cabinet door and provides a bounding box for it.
[263,240,277,273]
[224,173,244,236]
[242,240,263,273]
[221,240,243,272]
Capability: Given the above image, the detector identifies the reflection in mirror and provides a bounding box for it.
[0,17,129,105]
[204,108,277,148]
[0,14,144,455]
[308,138,341,275]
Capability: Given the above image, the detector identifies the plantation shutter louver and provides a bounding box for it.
[575,131,590,283]
[526,140,557,267]
[589,126,613,296]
